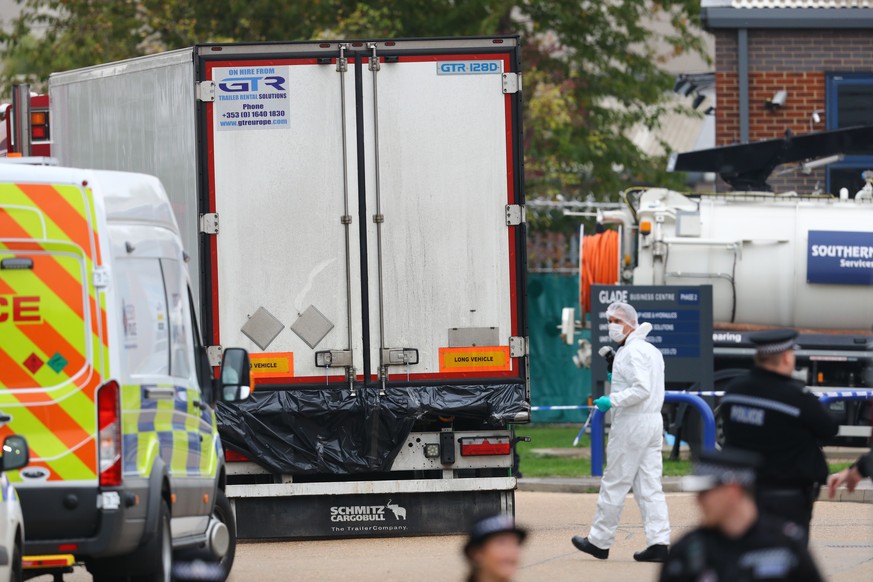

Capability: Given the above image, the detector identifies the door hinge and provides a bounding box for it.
[200,213,219,235]
[92,266,110,289]
[197,81,216,102]
[206,345,223,367]
[502,73,521,94]
[505,204,525,226]
[509,336,528,358]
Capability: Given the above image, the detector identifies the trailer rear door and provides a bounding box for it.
[200,38,526,390]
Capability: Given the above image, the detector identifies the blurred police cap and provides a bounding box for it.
[465,514,527,556]
[681,448,763,493]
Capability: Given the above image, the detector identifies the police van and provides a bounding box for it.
[0,163,250,581]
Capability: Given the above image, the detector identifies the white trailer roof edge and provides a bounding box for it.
[193,36,518,57]
[49,47,195,85]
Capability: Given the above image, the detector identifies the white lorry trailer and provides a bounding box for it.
[581,128,873,447]
[48,37,529,539]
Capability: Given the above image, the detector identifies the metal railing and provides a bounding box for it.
[588,389,873,477]
[590,392,716,477]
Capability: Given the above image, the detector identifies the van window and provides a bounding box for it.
[116,259,170,378]
[160,259,192,379]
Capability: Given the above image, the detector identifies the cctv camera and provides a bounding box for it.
[765,89,787,109]
[812,111,821,124]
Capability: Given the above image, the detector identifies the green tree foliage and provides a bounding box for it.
[0,0,707,205]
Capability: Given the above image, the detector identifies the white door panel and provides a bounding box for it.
[364,58,514,376]
[211,61,364,379]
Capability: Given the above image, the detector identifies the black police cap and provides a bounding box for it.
[749,328,799,355]
[681,448,763,492]
[464,514,526,556]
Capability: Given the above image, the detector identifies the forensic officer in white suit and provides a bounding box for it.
[572,301,671,562]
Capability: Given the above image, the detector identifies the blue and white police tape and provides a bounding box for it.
[574,407,597,446]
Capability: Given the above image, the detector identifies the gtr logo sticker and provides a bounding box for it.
[217,74,286,93]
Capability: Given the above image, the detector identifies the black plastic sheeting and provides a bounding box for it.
[216,383,528,475]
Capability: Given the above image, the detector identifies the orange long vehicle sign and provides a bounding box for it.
[439,346,511,373]
[249,352,294,380]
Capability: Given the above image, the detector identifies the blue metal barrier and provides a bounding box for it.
[817,390,873,404]
[590,392,716,477]
[588,389,873,478]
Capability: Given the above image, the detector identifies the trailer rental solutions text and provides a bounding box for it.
[215,66,291,131]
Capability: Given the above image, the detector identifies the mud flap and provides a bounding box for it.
[233,489,514,540]
[141,459,168,546]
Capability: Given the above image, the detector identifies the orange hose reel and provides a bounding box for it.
[579,229,620,318]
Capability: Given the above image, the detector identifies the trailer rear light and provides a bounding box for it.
[459,436,511,456]
[30,109,49,141]
[97,381,122,487]
[225,449,250,462]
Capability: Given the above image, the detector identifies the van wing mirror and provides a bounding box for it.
[2,435,29,472]
[220,347,252,402]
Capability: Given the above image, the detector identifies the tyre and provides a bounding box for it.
[89,497,172,582]
[130,499,172,582]
[10,536,22,582]
[714,405,726,450]
[212,489,236,580]
[174,489,236,582]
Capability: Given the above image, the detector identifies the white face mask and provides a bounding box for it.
[608,323,627,344]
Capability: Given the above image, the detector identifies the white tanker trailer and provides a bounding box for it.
[584,127,873,446]
[617,186,873,332]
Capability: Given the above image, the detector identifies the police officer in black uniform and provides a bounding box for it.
[659,448,823,582]
[720,329,838,543]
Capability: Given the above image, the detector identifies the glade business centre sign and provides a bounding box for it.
[590,285,714,395]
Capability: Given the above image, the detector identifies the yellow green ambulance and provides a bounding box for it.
[0,162,250,581]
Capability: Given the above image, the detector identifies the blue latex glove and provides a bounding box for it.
[606,372,612,383]
[594,396,612,412]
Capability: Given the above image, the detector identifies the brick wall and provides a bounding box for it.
[714,29,873,193]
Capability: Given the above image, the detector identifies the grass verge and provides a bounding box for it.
[516,424,855,478]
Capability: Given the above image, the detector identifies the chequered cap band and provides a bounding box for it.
[693,462,756,487]
[755,339,799,354]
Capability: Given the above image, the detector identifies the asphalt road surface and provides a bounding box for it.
[52,491,873,581]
